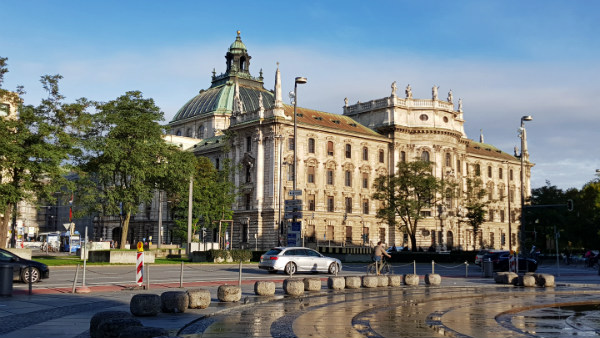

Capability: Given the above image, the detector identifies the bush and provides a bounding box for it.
[230,249,252,262]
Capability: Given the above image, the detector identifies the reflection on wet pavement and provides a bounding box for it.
[180,285,600,338]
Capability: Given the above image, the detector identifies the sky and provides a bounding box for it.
[1,0,599,191]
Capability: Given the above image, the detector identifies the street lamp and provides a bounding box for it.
[292,77,306,247]
[519,115,532,252]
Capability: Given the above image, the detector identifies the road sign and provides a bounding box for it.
[289,190,302,196]
[284,212,303,219]
[284,199,303,206]
[284,205,302,212]
[290,222,301,232]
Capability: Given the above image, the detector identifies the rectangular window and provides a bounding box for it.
[499,168,503,180]
[345,170,352,187]
[326,225,334,241]
[242,223,248,243]
[362,147,368,161]
[327,170,334,185]
[456,160,461,174]
[287,164,294,181]
[246,136,252,152]
[327,141,334,156]
[245,194,251,210]
[327,196,334,212]
[308,194,316,211]
[363,199,369,214]
[400,151,406,163]
[346,226,352,244]
[490,232,495,247]
[345,144,352,158]
[501,233,506,246]
[488,210,494,222]
[379,150,385,163]
[500,210,505,222]
[345,197,352,213]
[362,172,369,189]
[307,166,315,184]
[288,137,294,151]
[308,138,315,153]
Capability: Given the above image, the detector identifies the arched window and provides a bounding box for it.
[345,170,352,186]
[510,169,514,181]
[400,151,406,162]
[379,150,385,163]
[475,164,481,176]
[421,151,430,162]
[198,125,205,138]
[308,138,315,153]
[186,128,192,137]
[176,129,182,136]
[445,153,451,167]
[499,168,503,180]
[487,166,492,178]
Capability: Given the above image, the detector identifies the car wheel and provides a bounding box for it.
[284,262,297,275]
[21,267,40,283]
[328,263,339,275]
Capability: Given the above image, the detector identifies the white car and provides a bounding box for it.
[258,247,342,275]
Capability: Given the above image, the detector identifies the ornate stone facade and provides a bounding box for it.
[168,33,533,252]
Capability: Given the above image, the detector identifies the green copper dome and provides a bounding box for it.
[229,30,247,54]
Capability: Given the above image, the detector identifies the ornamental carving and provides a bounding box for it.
[342,162,355,171]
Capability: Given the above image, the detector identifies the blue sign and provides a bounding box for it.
[291,222,301,232]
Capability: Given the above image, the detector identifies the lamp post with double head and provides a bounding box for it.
[519,115,532,252]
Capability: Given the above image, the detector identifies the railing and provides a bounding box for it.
[345,97,455,115]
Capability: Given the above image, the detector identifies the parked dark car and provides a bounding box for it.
[0,248,50,283]
[482,251,538,272]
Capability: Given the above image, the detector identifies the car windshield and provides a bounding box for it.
[264,249,282,256]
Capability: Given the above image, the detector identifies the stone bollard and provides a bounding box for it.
[519,274,536,287]
[187,289,211,309]
[345,276,361,289]
[403,274,420,286]
[494,272,508,283]
[362,275,378,288]
[283,278,304,296]
[90,311,135,338]
[534,273,555,287]
[425,273,441,286]
[161,291,189,313]
[388,275,402,287]
[130,294,161,317]
[254,281,276,296]
[377,275,389,287]
[96,317,142,338]
[118,326,169,338]
[217,285,242,302]
[303,277,322,291]
[327,276,345,290]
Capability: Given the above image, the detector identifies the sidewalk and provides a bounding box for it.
[1,269,598,338]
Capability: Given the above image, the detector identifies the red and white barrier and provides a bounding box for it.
[136,251,144,286]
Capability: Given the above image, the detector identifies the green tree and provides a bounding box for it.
[172,156,236,243]
[76,91,194,249]
[0,58,91,248]
[373,160,441,251]
[463,176,488,249]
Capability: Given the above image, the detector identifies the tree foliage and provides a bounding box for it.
[76,91,195,249]
[463,176,488,249]
[172,156,237,243]
[373,160,441,251]
[0,57,91,248]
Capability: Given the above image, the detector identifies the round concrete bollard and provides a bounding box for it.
[254,281,276,296]
[187,289,211,309]
[217,285,242,302]
[161,291,189,313]
[520,274,536,287]
[403,274,420,286]
[90,311,134,338]
[118,326,169,338]
[362,275,378,288]
[97,317,142,338]
[303,277,322,291]
[377,275,389,287]
[345,276,362,289]
[388,275,402,287]
[327,276,345,290]
[130,293,161,317]
[283,278,304,296]
[425,273,441,286]
[535,273,555,287]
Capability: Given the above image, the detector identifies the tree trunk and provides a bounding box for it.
[0,205,11,249]
[410,233,418,252]
[119,211,131,249]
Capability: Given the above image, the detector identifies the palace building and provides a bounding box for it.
[162,31,534,252]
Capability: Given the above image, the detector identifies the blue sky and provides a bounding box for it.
[1,0,599,190]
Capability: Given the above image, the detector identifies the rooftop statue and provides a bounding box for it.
[405,84,413,98]
[458,98,463,112]
[391,81,397,97]
[432,85,439,100]
[447,89,453,104]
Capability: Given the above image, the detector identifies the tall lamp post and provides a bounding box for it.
[292,76,307,247]
[519,115,532,251]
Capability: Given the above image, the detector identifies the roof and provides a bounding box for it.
[171,83,274,122]
[466,140,517,161]
[228,31,247,53]
[282,105,384,139]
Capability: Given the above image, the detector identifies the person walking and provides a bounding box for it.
[373,241,391,275]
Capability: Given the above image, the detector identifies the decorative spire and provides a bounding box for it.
[479,129,484,143]
[233,79,243,115]
[274,62,282,108]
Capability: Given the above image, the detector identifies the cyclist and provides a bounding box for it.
[373,241,391,275]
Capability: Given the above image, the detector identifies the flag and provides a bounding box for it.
[69,193,74,205]
[69,206,73,222]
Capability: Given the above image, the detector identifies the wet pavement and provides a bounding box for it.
[1,265,600,338]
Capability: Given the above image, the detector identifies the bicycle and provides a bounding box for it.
[367,258,391,275]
